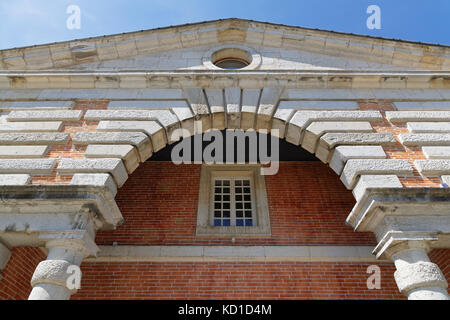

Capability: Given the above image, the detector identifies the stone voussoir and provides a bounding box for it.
[0,174,32,185]
[85,144,140,174]
[285,110,382,145]
[407,122,450,133]
[0,133,70,145]
[0,146,49,158]
[57,158,128,187]
[340,159,413,189]
[352,174,403,202]
[386,111,450,123]
[329,145,387,174]
[70,173,118,197]
[422,146,450,159]
[72,132,152,162]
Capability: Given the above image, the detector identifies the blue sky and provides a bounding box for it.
[0,0,449,50]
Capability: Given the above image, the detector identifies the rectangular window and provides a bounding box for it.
[212,177,255,227]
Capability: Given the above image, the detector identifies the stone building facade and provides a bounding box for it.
[0,19,449,300]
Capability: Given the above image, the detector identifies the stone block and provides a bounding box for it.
[0,119,63,132]
[183,87,211,133]
[240,89,260,130]
[0,174,31,185]
[6,110,82,121]
[96,120,167,152]
[0,101,74,110]
[256,87,281,131]
[70,173,117,197]
[422,146,450,159]
[285,110,382,145]
[58,158,128,187]
[225,87,241,129]
[329,145,387,174]
[302,121,373,153]
[399,134,450,146]
[0,133,69,145]
[341,159,413,189]
[0,159,56,174]
[386,111,450,123]
[107,100,188,109]
[352,174,403,202]
[414,160,450,175]
[205,89,225,130]
[407,122,450,133]
[0,242,11,270]
[85,144,139,174]
[72,132,152,162]
[0,146,49,158]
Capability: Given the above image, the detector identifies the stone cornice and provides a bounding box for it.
[0,70,449,89]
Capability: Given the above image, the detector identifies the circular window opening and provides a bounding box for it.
[212,48,252,70]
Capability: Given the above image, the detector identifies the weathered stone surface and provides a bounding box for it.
[108,100,188,109]
[205,89,225,130]
[240,89,260,130]
[302,121,373,153]
[0,146,49,158]
[183,87,210,133]
[70,173,117,197]
[58,158,128,187]
[277,100,359,110]
[0,117,63,132]
[6,110,82,121]
[0,133,69,145]
[225,87,241,129]
[386,111,450,123]
[422,146,450,159]
[341,159,413,189]
[256,87,281,131]
[414,160,450,175]
[352,174,402,202]
[0,174,31,185]
[96,120,167,152]
[85,144,139,174]
[285,110,382,145]
[399,134,450,146]
[0,101,74,110]
[407,122,450,133]
[329,145,386,174]
[394,261,448,294]
[72,132,152,161]
[0,159,56,173]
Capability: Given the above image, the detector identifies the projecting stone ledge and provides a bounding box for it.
[6,110,82,122]
[70,173,117,197]
[0,133,70,145]
[386,111,450,123]
[352,175,403,202]
[72,132,152,162]
[329,146,386,175]
[57,158,128,187]
[0,174,31,185]
[85,144,139,174]
[0,159,56,174]
[422,147,450,159]
[399,134,450,146]
[407,122,450,133]
[316,133,396,163]
[414,160,450,175]
[340,159,413,189]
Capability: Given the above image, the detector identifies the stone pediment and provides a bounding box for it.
[0,18,449,71]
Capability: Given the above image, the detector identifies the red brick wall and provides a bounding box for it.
[0,247,45,300]
[95,161,376,246]
[429,249,450,283]
[72,261,403,300]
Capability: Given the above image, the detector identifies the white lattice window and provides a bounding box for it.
[196,165,270,236]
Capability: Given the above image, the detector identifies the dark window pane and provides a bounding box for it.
[215,187,221,193]
[244,203,251,209]
[236,195,242,201]
[214,219,221,226]
[215,195,221,201]
[236,203,243,209]
[214,203,221,209]
[223,187,230,193]
[223,211,230,218]
[215,180,222,186]
[243,180,250,186]
[245,219,253,226]
[236,219,244,226]
[236,211,243,218]
[244,211,252,217]
[244,187,250,193]
[223,195,230,202]
[223,180,230,186]
[214,211,221,218]
[235,180,242,186]
[235,187,242,193]
[223,203,230,209]
[244,195,250,201]
[223,219,230,226]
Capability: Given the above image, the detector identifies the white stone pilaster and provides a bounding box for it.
[391,245,449,300]
[28,234,98,300]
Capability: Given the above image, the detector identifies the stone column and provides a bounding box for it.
[391,245,449,300]
[28,235,98,300]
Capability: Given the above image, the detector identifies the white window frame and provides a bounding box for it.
[196,164,271,237]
